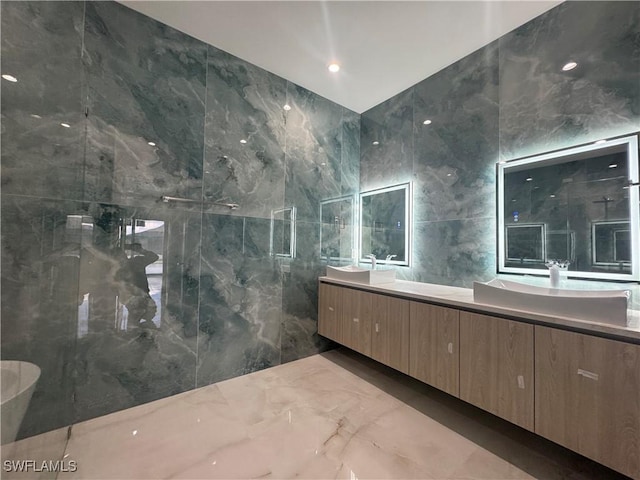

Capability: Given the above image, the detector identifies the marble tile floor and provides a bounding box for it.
[2,348,629,480]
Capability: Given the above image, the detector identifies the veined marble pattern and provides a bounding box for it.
[82,1,207,207]
[196,214,282,387]
[360,88,414,192]
[284,83,348,224]
[498,0,640,160]
[0,1,85,200]
[279,85,360,364]
[359,1,638,290]
[412,43,499,224]
[203,45,287,220]
[71,202,202,424]
[340,109,361,196]
[2,0,360,443]
[1,196,83,437]
[280,219,332,363]
[42,349,625,479]
[412,218,496,289]
[0,195,204,435]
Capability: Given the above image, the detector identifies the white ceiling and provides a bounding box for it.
[120,1,563,113]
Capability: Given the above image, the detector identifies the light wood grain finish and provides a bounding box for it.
[409,302,459,397]
[460,311,534,431]
[535,326,640,479]
[371,294,410,374]
[340,288,373,356]
[318,282,342,342]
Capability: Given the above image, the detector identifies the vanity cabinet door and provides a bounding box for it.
[340,288,373,356]
[371,294,410,374]
[318,282,342,342]
[535,326,640,479]
[409,302,459,397]
[459,312,534,431]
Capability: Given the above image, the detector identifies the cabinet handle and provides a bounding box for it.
[447,342,453,354]
[328,307,334,312]
[517,375,525,389]
[577,368,599,381]
[375,323,379,333]
[353,317,359,323]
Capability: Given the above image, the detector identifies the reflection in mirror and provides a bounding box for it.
[498,133,639,281]
[359,183,411,266]
[320,195,355,263]
[506,224,545,263]
[592,221,631,266]
[270,207,296,258]
[547,230,576,265]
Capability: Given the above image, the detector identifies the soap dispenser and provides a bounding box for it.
[545,260,570,288]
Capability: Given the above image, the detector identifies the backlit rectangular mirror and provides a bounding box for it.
[359,182,411,266]
[498,133,639,281]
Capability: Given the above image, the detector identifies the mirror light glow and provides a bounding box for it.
[358,182,412,267]
[497,133,639,281]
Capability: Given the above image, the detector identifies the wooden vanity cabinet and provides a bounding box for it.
[318,281,640,478]
[459,311,534,431]
[319,283,408,370]
[371,294,410,374]
[318,282,342,342]
[339,287,373,357]
[409,302,459,397]
[535,326,640,479]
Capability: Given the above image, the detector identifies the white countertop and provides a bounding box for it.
[319,277,640,343]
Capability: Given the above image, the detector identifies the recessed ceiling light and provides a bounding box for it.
[328,63,340,73]
[283,104,291,111]
[594,139,607,144]
[423,119,432,125]
[30,114,42,119]
[372,141,379,146]
[609,163,618,168]
[60,123,71,128]
[148,141,156,146]
[562,61,578,72]
[240,139,247,144]
[550,194,556,198]
[2,74,17,82]
[526,177,533,182]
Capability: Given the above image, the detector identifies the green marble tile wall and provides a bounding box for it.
[360,0,639,288]
[1,0,359,440]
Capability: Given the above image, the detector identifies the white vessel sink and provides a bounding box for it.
[473,279,630,326]
[326,265,396,285]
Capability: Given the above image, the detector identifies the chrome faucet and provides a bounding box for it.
[385,254,397,262]
[365,254,376,270]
